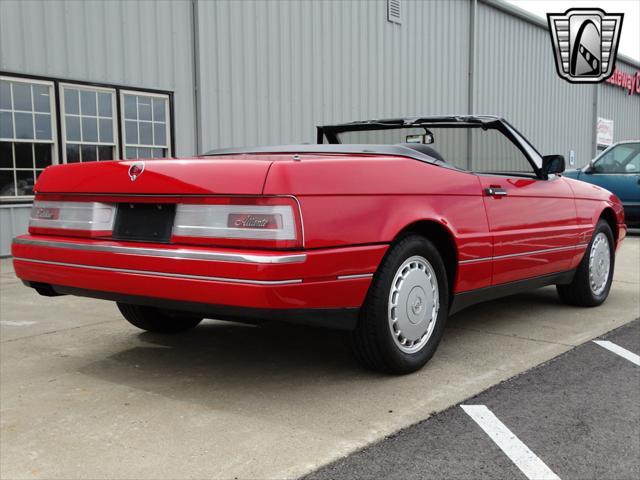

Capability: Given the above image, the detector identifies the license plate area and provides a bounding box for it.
[112,203,176,243]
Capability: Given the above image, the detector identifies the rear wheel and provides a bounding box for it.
[557,219,615,307]
[349,235,449,374]
[117,303,203,333]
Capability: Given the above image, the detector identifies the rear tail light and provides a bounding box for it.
[172,197,303,248]
[29,200,116,237]
[27,196,303,248]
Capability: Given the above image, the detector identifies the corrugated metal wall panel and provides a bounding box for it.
[195,0,471,151]
[474,2,595,168]
[0,205,30,257]
[597,60,640,144]
[0,0,196,156]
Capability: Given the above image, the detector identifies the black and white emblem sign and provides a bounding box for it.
[547,8,624,83]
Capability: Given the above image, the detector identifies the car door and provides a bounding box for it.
[470,128,579,286]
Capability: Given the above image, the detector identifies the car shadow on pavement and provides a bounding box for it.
[75,286,567,411]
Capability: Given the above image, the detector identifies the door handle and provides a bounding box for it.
[484,187,508,197]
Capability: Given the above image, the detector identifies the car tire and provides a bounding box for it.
[117,303,203,333]
[557,219,615,307]
[349,235,449,374]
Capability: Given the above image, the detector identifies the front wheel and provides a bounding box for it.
[557,219,615,307]
[117,303,203,333]
[349,235,449,374]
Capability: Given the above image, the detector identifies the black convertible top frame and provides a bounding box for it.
[204,115,545,177]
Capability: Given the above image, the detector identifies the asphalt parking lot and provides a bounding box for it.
[1,235,639,479]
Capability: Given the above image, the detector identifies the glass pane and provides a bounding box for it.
[152,98,166,121]
[98,145,112,161]
[82,116,98,142]
[16,170,34,196]
[80,90,96,116]
[66,144,80,163]
[34,113,52,140]
[14,112,34,139]
[0,81,11,109]
[0,111,13,139]
[0,170,15,196]
[32,85,50,112]
[64,88,79,115]
[81,144,97,162]
[138,147,152,158]
[12,83,32,111]
[34,143,52,168]
[153,122,166,146]
[14,142,33,168]
[139,121,152,145]
[138,97,152,121]
[36,169,45,180]
[0,142,13,168]
[124,95,137,119]
[97,92,112,117]
[98,118,113,143]
[125,120,138,144]
[126,147,137,159]
[151,148,164,158]
[65,115,81,141]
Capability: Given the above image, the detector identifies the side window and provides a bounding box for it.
[469,128,534,175]
[0,77,57,199]
[626,153,640,173]
[60,84,118,163]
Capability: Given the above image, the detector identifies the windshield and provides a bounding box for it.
[593,142,640,173]
[336,126,536,175]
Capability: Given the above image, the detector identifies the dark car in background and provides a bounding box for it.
[564,141,640,227]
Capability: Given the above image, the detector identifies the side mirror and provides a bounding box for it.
[542,154,565,178]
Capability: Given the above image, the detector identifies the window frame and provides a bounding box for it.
[119,89,172,159]
[0,70,175,203]
[59,82,119,164]
[0,75,58,202]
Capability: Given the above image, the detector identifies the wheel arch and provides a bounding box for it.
[599,207,619,243]
[392,220,458,301]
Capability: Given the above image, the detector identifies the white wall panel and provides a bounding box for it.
[195,0,471,150]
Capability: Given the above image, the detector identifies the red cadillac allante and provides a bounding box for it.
[13,116,626,373]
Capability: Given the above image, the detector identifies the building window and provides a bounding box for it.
[60,84,118,163]
[0,76,57,199]
[121,91,171,159]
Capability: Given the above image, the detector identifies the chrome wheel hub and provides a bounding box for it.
[388,255,439,354]
[589,232,610,296]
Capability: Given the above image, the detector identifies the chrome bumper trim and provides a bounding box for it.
[459,243,589,265]
[13,237,306,264]
[13,257,303,285]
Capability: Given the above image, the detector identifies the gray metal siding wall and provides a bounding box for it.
[0,0,197,156]
[194,0,471,150]
[474,2,595,168]
[597,60,640,144]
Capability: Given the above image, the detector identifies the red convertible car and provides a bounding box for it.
[13,116,626,373]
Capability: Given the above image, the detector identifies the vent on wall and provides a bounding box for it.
[387,0,401,24]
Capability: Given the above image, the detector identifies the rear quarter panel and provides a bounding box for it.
[263,156,492,292]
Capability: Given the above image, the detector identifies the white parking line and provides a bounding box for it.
[593,340,640,366]
[461,405,560,480]
[0,320,37,326]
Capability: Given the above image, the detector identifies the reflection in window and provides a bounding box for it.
[122,92,170,159]
[0,78,56,198]
[62,85,117,163]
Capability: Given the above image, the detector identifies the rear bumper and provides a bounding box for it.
[13,235,387,330]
